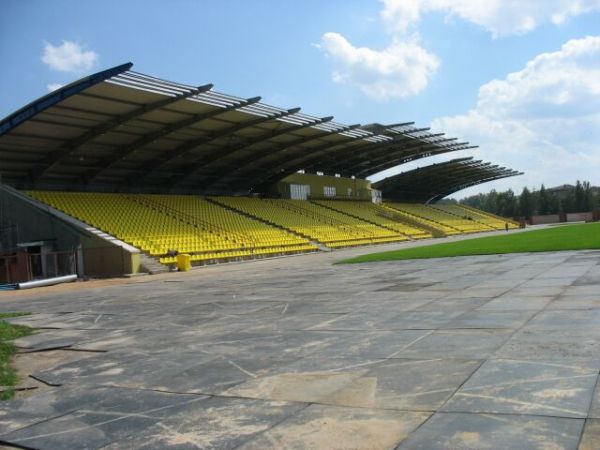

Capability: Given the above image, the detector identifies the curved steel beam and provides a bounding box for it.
[0,62,133,137]
[84,94,266,183]
[320,137,458,176]
[171,124,360,189]
[357,144,478,178]
[219,124,363,192]
[431,171,522,202]
[237,129,367,191]
[122,97,264,184]
[306,132,441,173]
[327,134,449,171]
[373,158,519,203]
[31,83,214,181]
[200,115,338,190]
[187,108,314,175]
[163,107,308,188]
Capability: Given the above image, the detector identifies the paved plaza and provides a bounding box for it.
[0,243,599,449]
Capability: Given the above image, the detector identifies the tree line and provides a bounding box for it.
[448,181,598,218]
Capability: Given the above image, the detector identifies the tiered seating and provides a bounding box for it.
[213,197,407,248]
[385,203,494,234]
[436,204,519,230]
[383,203,461,235]
[27,192,315,264]
[136,195,314,262]
[312,200,432,239]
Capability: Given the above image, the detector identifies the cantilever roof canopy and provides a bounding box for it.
[0,62,485,194]
[373,157,523,203]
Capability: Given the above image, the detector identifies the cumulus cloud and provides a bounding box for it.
[42,40,98,72]
[422,36,600,195]
[317,0,600,101]
[317,32,440,100]
[381,0,600,38]
[46,83,64,92]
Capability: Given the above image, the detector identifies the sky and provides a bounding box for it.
[1,0,599,198]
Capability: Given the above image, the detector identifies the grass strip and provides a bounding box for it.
[0,312,33,400]
[340,222,600,264]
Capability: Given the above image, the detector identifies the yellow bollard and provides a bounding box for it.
[176,253,191,271]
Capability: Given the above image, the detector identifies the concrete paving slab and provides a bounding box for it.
[1,246,599,448]
[443,310,537,329]
[525,310,600,331]
[315,330,432,359]
[101,397,305,450]
[547,295,600,310]
[588,377,600,418]
[307,311,461,331]
[478,296,554,311]
[395,412,584,450]
[412,297,490,312]
[578,419,600,450]
[442,359,598,418]
[0,387,207,445]
[494,329,600,369]
[238,405,430,450]
[226,358,481,411]
[392,329,514,359]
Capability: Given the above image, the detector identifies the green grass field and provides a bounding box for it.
[340,222,600,264]
[0,312,32,400]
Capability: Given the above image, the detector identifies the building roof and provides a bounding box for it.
[0,62,485,194]
[373,157,523,203]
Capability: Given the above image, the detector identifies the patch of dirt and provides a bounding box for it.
[12,349,95,398]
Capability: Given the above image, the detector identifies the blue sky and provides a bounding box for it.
[1,0,599,197]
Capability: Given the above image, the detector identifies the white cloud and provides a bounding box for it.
[46,83,64,92]
[381,0,600,38]
[42,40,98,72]
[317,32,439,100]
[419,36,600,196]
[317,0,600,101]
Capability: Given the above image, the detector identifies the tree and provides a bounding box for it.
[574,180,586,212]
[519,187,534,218]
[538,184,551,215]
[583,181,595,211]
[458,180,598,216]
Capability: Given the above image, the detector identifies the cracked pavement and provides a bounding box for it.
[0,243,599,449]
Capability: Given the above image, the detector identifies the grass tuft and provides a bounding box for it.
[0,312,33,400]
[339,222,600,264]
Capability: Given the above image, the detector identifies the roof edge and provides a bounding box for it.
[0,62,133,137]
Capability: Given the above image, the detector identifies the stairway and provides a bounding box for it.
[139,253,169,274]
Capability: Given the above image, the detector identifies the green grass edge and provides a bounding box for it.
[338,223,600,264]
[0,312,33,400]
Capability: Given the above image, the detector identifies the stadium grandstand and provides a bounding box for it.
[0,62,521,281]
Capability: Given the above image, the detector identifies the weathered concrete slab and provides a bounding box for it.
[578,419,600,450]
[443,310,537,329]
[226,357,480,411]
[391,329,513,359]
[0,246,598,448]
[442,359,597,418]
[494,329,600,369]
[238,405,430,450]
[396,412,584,450]
[101,397,305,450]
[0,387,207,447]
[588,377,600,418]
[547,295,600,310]
[525,310,600,331]
[478,296,554,311]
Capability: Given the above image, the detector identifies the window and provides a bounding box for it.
[324,186,336,197]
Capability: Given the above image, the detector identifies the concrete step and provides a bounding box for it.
[139,253,169,274]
